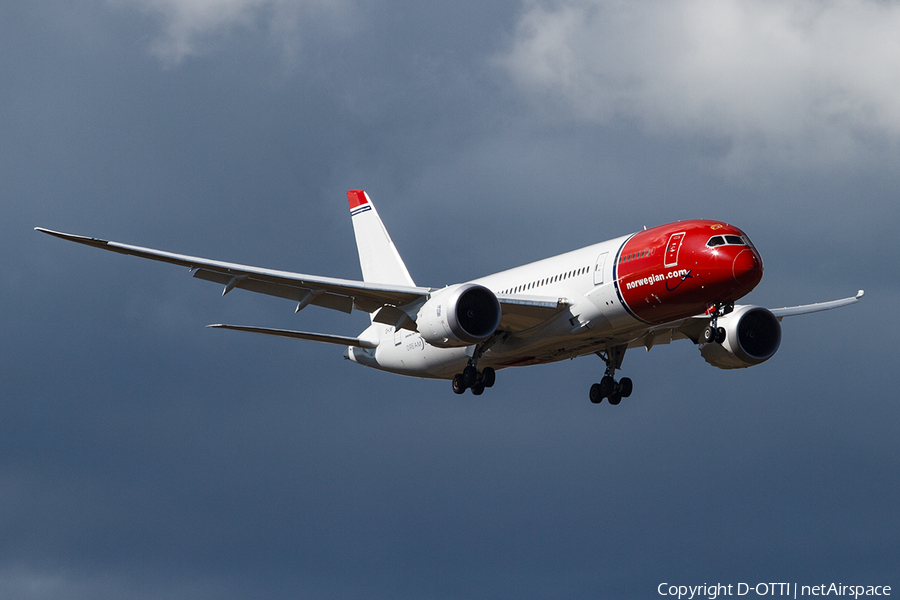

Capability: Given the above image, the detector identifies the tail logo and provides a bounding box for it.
[348,190,371,217]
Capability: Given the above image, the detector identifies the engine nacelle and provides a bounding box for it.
[417,283,501,348]
[700,306,782,370]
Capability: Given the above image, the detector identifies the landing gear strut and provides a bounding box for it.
[702,302,733,344]
[590,344,633,405]
[451,338,498,395]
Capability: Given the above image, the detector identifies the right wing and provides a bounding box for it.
[626,290,866,351]
[769,290,865,319]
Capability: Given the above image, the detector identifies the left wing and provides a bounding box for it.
[35,228,432,315]
[35,227,568,335]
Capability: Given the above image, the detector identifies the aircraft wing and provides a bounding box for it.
[35,227,567,335]
[626,290,865,351]
[35,228,431,315]
[769,290,864,319]
[496,294,570,332]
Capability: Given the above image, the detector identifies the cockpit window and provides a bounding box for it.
[707,235,746,248]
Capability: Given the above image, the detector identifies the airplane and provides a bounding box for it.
[36,190,863,403]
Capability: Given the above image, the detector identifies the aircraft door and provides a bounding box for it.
[593,252,608,285]
[664,232,685,268]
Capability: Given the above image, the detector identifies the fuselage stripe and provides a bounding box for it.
[611,233,655,325]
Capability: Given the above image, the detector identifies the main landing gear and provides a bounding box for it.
[590,345,632,405]
[452,365,495,395]
[451,336,500,395]
[702,302,733,344]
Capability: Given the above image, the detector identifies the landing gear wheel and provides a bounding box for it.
[599,376,615,398]
[452,374,466,395]
[481,367,496,388]
[593,345,631,405]
[462,365,479,388]
[471,383,485,396]
[703,326,716,343]
[715,327,726,344]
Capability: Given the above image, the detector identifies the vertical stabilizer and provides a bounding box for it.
[347,190,416,286]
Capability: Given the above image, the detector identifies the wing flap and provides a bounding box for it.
[497,295,569,332]
[626,321,697,350]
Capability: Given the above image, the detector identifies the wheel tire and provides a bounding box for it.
[608,392,622,406]
[452,374,467,394]
[481,367,496,388]
[599,375,615,398]
[471,383,485,396]
[590,383,604,404]
[703,326,716,343]
[463,366,479,387]
[715,327,726,344]
[619,377,633,398]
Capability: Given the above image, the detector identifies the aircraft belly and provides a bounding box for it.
[479,283,648,367]
[371,330,468,379]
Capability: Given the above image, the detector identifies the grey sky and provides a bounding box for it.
[2,1,897,598]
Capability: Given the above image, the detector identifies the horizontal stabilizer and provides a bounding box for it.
[208,324,377,348]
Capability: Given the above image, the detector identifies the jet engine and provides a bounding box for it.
[700,306,781,369]
[417,283,501,348]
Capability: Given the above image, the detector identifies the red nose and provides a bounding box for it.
[733,249,762,287]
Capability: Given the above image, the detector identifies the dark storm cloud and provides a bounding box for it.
[2,1,897,598]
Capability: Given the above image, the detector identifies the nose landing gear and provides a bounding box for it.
[590,345,632,405]
[702,302,733,344]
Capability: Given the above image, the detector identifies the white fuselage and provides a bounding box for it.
[347,234,641,379]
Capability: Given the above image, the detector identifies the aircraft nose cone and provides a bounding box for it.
[733,249,762,287]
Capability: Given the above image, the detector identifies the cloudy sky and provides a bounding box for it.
[2,0,898,598]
